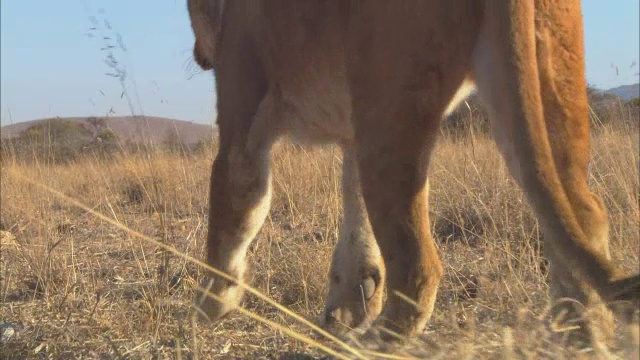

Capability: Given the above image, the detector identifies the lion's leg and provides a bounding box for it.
[194,144,272,323]
[321,79,475,336]
[322,146,385,334]
[352,119,442,338]
[345,66,445,339]
[342,2,484,339]
[194,46,278,322]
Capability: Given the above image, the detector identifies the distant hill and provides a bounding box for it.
[1,116,216,146]
[604,83,639,101]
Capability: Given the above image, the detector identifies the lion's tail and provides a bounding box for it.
[479,0,639,302]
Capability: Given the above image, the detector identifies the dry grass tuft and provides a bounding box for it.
[1,124,638,359]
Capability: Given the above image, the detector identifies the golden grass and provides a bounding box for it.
[1,125,638,359]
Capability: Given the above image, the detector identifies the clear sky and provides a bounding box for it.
[1,1,639,125]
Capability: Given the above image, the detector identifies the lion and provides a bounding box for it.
[188,0,639,342]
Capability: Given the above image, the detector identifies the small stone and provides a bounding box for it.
[1,322,20,342]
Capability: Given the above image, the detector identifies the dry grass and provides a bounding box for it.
[1,124,638,359]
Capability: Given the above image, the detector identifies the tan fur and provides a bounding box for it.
[188,0,639,341]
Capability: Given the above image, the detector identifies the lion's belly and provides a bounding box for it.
[271,73,475,145]
[257,0,477,145]
[257,1,353,144]
[274,67,353,145]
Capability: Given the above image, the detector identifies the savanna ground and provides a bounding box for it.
[1,116,638,359]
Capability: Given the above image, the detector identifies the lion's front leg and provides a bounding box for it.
[194,140,273,323]
[321,146,386,335]
[194,42,278,322]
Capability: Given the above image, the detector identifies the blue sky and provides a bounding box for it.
[1,1,638,125]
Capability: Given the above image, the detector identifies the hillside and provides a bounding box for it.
[604,83,639,101]
[1,116,216,146]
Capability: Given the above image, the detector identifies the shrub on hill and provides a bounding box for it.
[1,118,120,163]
